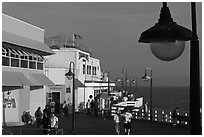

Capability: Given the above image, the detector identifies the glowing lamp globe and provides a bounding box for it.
[150,41,185,61]
[65,69,74,80]
[138,3,192,61]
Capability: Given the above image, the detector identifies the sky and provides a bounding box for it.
[2,2,202,87]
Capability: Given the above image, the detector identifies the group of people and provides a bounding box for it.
[35,106,59,135]
[86,98,99,117]
[22,105,59,135]
[113,107,133,135]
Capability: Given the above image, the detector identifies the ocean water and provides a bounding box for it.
[132,86,201,115]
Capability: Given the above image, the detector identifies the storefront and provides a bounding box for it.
[2,14,55,126]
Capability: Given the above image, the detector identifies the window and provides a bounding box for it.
[11,58,19,67]
[8,48,19,58]
[92,66,97,75]
[87,65,91,75]
[37,62,43,70]
[66,87,71,93]
[37,55,44,62]
[2,46,44,70]
[2,56,9,66]
[29,61,36,69]
[2,46,6,56]
[20,50,29,60]
[21,60,28,68]
[83,64,86,74]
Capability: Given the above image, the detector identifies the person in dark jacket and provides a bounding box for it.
[35,107,43,128]
[41,113,51,135]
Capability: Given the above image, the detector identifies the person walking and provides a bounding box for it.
[113,108,121,135]
[90,99,95,114]
[61,101,67,117]
[41,113,50,135]
[121,107,133,135]
[86,99,91,115]
[34,107,43,128]
[94,98,99,117]
[50,113,59,135]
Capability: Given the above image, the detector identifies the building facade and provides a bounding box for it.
[2,14,55,126]
[45,36,115,110]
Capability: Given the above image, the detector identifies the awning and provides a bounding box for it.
[2,31,54,55]
[29,73,55,86]
[95,93,110,99]
[2,71,33,87]
[75,79,85,89]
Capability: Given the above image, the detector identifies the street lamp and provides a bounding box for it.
[65,61,76,134]
[132,77,137,98]
[116,76,124,91]
[141,67,152,121]
[138,2,201,134]
[122,68,128,92]
[106,71,110,95]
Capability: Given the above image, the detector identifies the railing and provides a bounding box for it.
[2,128,63,135]
[111,107,189,125]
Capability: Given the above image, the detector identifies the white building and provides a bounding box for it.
[45,36,115,110]
[2,14,55,126]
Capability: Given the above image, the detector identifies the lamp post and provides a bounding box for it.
[116,76,124,91]
[122,68,128,92]
[138,2,201,134]
[84,61,87,109]
[107,72,110,95]
[132,77,137,98]
[142,67,152,121]
[65,61,76,134]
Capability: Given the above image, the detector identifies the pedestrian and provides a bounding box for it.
[143,102,148,119]
[121,107,133,135]
[35,107,43,128]
[43,105,51,117]
[50,101,56,114]
[172,107,179,126]
[41,113,50,135]
[90,99,95,114]
[86,99,91,115]
[61,101,67,117]
[21,111,27,124]
[63,102,69,117]
[26,111,35,125]
[113,108,121,135]
[50,113,59,135]
[94,98,99,117]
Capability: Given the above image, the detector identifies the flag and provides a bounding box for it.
[74,34,83,40]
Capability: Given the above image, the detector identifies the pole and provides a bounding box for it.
[125,69,127,92]
[84,62,86,108]
[135,77,137,98]
[129,77,132,94]
[108,72,110,95]
[150,69,153,121]
[190,2,201,134]
[71,62,76,134]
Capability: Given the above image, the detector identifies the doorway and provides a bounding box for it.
[52,92,60,114]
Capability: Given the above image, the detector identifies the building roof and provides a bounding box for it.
[2,31,55,55]
[44,35,91,54]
